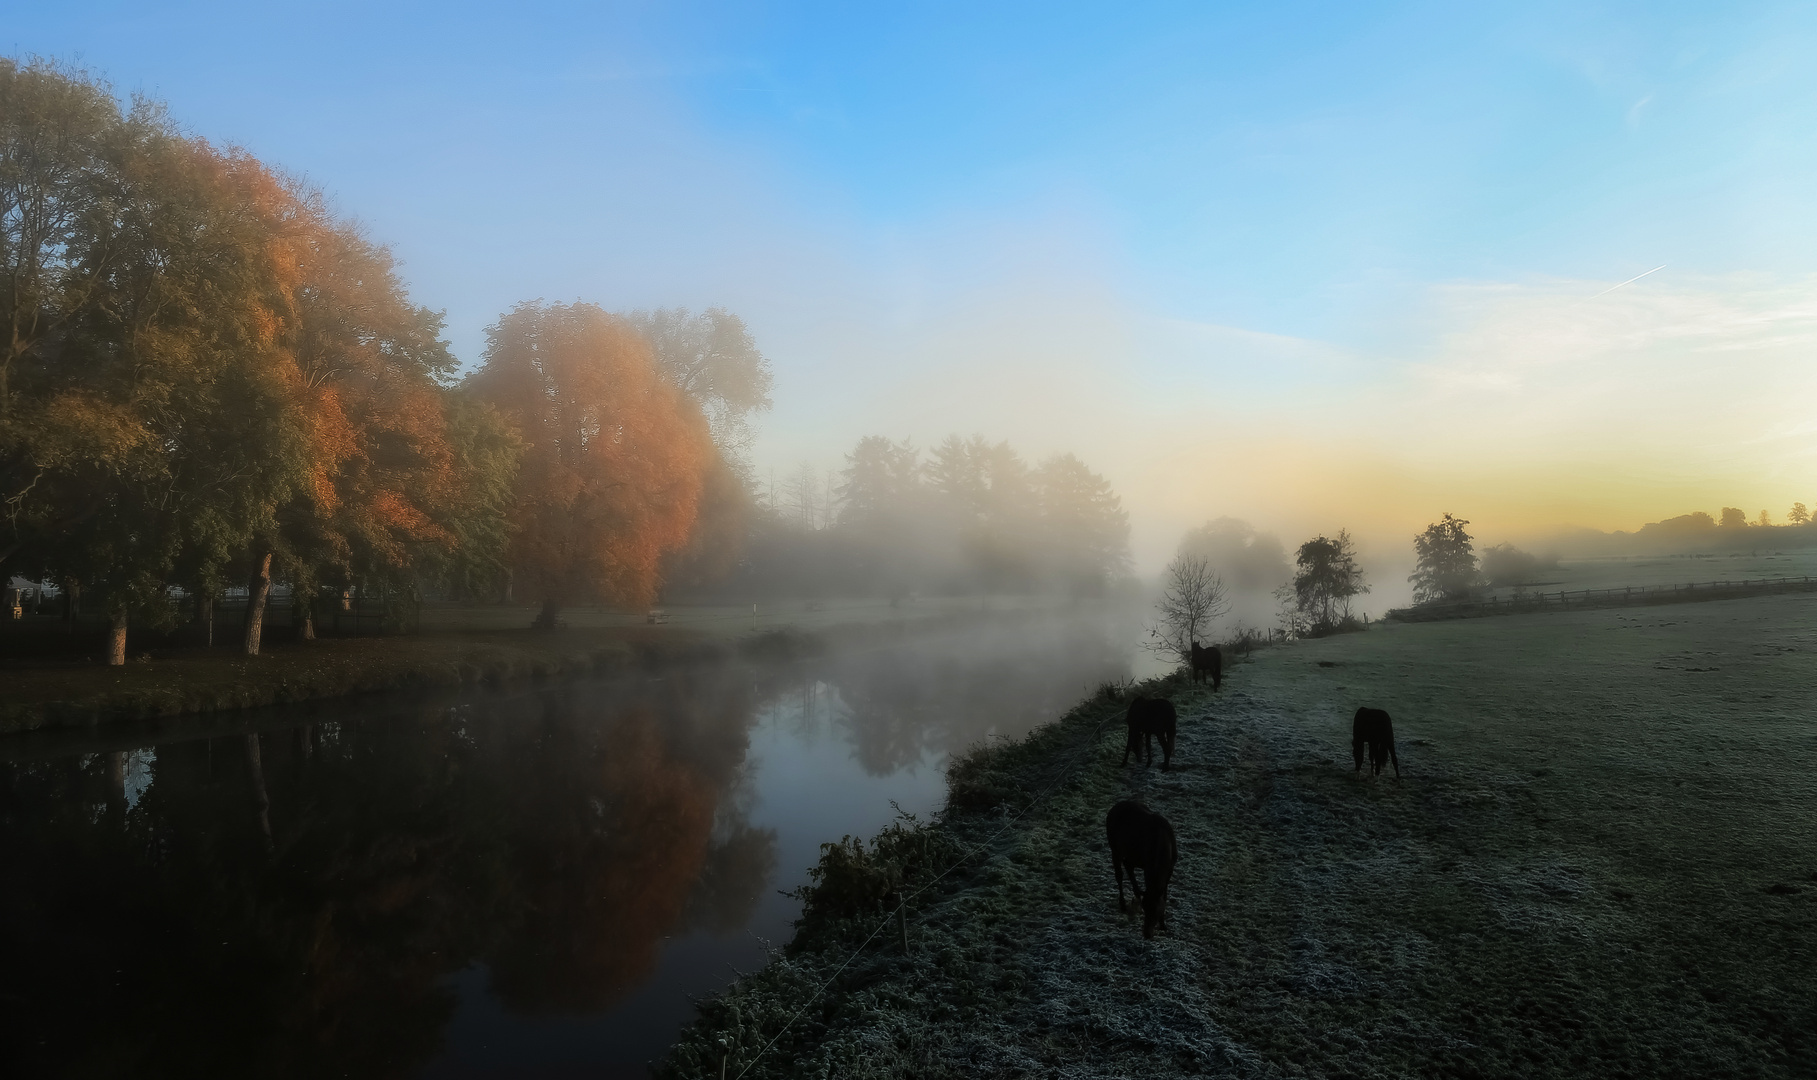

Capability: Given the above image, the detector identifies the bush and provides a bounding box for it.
[1303,614,1367,638]
[786,809,959,946]
[1480,543,1557,587]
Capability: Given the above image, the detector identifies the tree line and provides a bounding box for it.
[715,434,1134,601]
[0,61,773,661]
[1156,496,1816,661]
[1,60,1131,663]
[1152,517,1370,657]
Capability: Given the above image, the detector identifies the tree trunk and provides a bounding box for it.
[243,553,272,656]
[105,751,127,819]
[244,733,273,849]
[201,592,214,647]
[532,597,560,630]
[63,578,80,632]
[108,611,128,665]
[299,593,315,641]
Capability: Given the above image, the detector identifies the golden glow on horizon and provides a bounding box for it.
[769,266,1817,573]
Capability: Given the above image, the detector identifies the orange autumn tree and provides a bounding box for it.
[470,301,713,628]
[216,159,518,646]
[263,178,467,638]
[2,62,518,660]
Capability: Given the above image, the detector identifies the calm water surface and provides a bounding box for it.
[1,607,1162,1078]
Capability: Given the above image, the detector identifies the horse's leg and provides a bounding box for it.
[1114,856,1129,912]
[1353,736,1366,774]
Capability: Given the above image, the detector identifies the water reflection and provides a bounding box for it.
[0,606,1145,1077]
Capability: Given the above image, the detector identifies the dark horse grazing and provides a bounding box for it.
[1352,707,1400,779]
[1189,640,1222,690]
[1122,696,1177,770]
[1106,800,1177,939]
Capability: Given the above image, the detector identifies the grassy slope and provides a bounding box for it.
[663,592,1817,1079]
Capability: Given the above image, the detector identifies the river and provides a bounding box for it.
[0,605,1164,1078]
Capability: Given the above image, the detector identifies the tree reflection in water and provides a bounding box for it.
[0,606,1143,1077]
[0,672,775,1079]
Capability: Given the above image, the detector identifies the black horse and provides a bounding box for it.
[1106,800,1177,939]
[1189,640,1222,690]
[1123,696,1177,770]
[1352,706,1400,779]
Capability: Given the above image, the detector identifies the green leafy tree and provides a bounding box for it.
[1286,530,1368,631]
[0,62,311,661]
[1410,513,1478,603]
[2,62,527,659]
[1790,502,1810,525]
[419,391,523,601]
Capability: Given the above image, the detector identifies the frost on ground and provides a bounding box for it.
[663,594,1817,1079]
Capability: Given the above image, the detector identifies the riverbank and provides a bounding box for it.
[1,599,1058,736]
[0,626,723,735]
[660,591,1817,1078]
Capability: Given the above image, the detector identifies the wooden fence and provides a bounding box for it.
[1387,576,1817,622]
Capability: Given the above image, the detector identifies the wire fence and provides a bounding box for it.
[1387,575,1817,622]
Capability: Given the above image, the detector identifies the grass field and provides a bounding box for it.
[664,591,1817,1078]
[1488,548,1817,595]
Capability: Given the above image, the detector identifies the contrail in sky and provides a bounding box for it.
[1590,264,1666,299]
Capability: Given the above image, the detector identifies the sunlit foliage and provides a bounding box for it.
[0,61,519,657]
[469,301,714,626]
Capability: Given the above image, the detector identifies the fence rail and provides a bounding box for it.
[1386,576,1817,622]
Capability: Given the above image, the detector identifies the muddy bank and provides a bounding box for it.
[660,597,1817,1078]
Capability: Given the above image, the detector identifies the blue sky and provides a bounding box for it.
[14,1,1817,574]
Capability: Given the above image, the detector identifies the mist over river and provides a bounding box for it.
[0,604,1163,1078]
